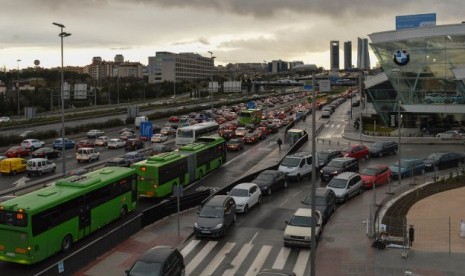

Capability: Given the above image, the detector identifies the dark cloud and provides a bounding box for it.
[172,37,210,46]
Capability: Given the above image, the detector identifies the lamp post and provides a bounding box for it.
[16,59,21,116]
[310,71,317,276]
[208,51,215,118]
[53,22,71,176]
[391,68,402,187]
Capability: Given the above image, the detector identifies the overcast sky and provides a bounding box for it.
[1,0,463,71]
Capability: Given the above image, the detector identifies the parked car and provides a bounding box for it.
[301,188,337,224]
[226,138,244,151]
[389,158,425,179]
[105,157,131,167]
[75,139,95,150]
[125,246,185,276]
[278,152,312,181]
[326,172,363,203]
[317,149,343,170]
[5,146,30,158]
[423,152,465,171]
[283,208,322,248]
[424,93,452,104]
[320,157,358,182]
[252,170,287,195]
[76,147,100,163]
[86,129,105,138]
[360,165,392,189]
[193,195,236,238]
[123,151,146,165]
[52,138,76,150]
[107,138,126,149]
[94,136,109,146]
[151,133,168,143]
[369,141,398,157]
[0,158,27,175]
[21,139,45,151]
[31,147,60,159]
[125,138,144,151]
[321,110,331,118]
[341,144,369,160]
[436,130,463,140]
[228,183,262,213]
[26,158,56,176]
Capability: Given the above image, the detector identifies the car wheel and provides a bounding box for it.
[244,205,249,214]
[267,187,272,195]
[61,234,73,252]
[359,187,363,195]
[297,174,302,182]
[120,206,128,218]
[233,213,237,223]
[344,195,349,203]
[257,196,261,205]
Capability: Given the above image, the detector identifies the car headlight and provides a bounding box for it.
[331,171,339,175]
[320,170,323,174]
[213,223,223,230]
[194,222,198,228]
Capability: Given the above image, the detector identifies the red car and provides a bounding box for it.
[5,146,30,158]
[341,144,370,160]
[243,132,259,144]
[75,139,95,150]
[360,165,392,188]
[168,116,179,123]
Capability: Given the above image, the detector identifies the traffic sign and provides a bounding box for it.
[247,101,256,109]
[140,121,153,139]
[303,81,313,91]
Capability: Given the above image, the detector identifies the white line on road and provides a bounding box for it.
[245,245,272,276]
[223,243,253,276]
[185,241,217,275]
[200,242,235,276]
[248,232,259,244]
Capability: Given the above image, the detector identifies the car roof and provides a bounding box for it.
[232,183,257,189]
[294,208,319,217]
[137,246,177,263]
[205,195,230,206]
[288,151,312,158]
[28,158,49,162]
[333,172,357,180]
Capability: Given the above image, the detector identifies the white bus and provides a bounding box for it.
[175,122,220,146]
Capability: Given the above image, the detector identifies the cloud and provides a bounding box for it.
[172,37,210,46]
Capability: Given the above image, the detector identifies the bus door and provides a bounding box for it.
[78,204,91,238]
[186,153,196,183]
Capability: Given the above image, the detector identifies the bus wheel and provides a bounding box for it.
[120,206,128,218]
[61,234,73,252]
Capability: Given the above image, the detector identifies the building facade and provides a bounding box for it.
[148,52,214,84]
[357,37,371,70]
[344,41,352,70]
[86,55,143,80]
[366,23,465,128]
[330,41,340,70]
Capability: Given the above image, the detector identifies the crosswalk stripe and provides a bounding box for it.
[272,247,291,269]
[185,241,217,275]
[293,249,311,276]
[223,243,253,276]
[180,239,200,257]
[245,245,272,276]
[200,242,235,276]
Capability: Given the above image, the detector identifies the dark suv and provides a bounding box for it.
[317,149,343,169]
[126,246,184,276]
[320,157,358,182]
[301,188,336,224]
[194,195,236,238]
[125,138,144,151]
[369,141,398,157]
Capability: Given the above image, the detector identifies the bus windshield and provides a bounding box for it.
[177,129,194,138]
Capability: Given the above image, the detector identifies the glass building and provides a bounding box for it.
[367,23,465,129]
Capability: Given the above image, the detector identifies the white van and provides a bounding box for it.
[278,151,313,181]
[76,147,100,163]
[27,158,56,176]
[135,116,149,129]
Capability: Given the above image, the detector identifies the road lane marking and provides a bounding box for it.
[185,241,217,275]
[272,247,291,269]
[200,242,235,276]
[279,198,289,207]
[248,232,259,244]
[292,191,302,197]
[180,239,200,257]
[293,249,311,276]
[245,245,272,276]
[223,243,253,276]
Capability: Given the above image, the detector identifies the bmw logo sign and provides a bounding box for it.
[393,49,410,66]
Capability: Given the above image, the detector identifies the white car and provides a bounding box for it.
[21,139,45,151]
[283,208,322,248]
[326,172,363,203]
[151,133,168,143]
[87,129,105,138]
[94,136,109,146]
[436,130,463,140]
[107,138,126,149]
[229,183,262,213]
[0,116,10,123]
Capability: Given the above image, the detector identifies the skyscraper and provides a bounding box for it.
[330,40,340,70]
[357,37,371,70]
[344,41,352,70]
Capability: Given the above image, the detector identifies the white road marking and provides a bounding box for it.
[245,245,272,276]
[200,242,235,276]
[223,243,253,276]
[248,232,259,244]
[293,249,311,276]
[180,239,200,257]
[272,247,291,269]
[185,241,217,275]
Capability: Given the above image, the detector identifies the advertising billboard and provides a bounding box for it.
[223,81,242,93]
[396,13,436,30]
[63,82,71,100]
[74,83,88,99]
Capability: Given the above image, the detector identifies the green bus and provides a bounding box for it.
[132,136,226,198]
[0,167,137,264]
[238,109,262,126]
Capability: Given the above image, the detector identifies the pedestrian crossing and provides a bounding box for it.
[180,239,313,276]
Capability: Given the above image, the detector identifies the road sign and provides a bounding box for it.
[247,101,256,109]
[303,81,313,91]
[140,121,153,139]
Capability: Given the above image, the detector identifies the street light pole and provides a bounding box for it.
[208,51,215,118]
[17,59,21,117]
[53,22,71,176]
[310,72,317,276]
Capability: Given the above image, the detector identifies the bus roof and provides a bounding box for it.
[177,121,218,131]
[132,152,185,168]
[0,167,135,214]
[179,136,224,152]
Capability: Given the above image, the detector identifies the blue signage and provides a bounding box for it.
[247,101,256,109]
[396,13,436,30]
[140,121,153,138]
[303,84,313,91]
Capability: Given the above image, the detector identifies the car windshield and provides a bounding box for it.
[342,146,352,152]
[280,157,300,167]
[199,206,223,218]
[371,142,384,149]
[361,168,378,176]
[229,188,248,197]
[318,152,329,160]
[425,154,441,162]
[327,160,344,168]
[288,215,315,227]
[255,173,274,181]
[328,178,348,189]
[128,260,162,276]
[303,196,327,206]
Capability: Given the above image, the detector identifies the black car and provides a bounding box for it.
[320,157,358,182]
[423,152,465,171]
[105,157,131,167]
[126,246,185,276]
[317,149,343,169]
[194,195,236,238]
[301,188,337,224]
[125,139,144,151]
[31,147,60,159]
[252,170,287,195]
[369,141,398,157]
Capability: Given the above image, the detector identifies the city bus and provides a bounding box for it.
[175,121,219,146]
[238,109,262,126]
[0,167,137,264]
[132,136,226,198]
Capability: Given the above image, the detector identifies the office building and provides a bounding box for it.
[344,41,352,70]
[330,41,340,70]
[86,55,143,80]
[357,38,371,70]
